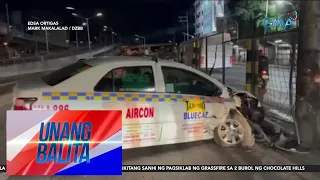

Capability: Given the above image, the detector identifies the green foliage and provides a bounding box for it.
[234,0,280,28]
[234,1,278,19]
[234,0,266,20]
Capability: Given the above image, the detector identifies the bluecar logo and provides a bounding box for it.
[262,10,298,30]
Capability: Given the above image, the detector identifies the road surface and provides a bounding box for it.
[211,65,246,90]
[0,71,319,180]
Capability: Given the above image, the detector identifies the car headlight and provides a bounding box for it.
[233,96,242,108]
[257,101,261,107]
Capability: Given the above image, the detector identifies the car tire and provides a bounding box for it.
[213,111,255,148]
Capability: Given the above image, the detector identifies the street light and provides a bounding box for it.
[66,7,75,10]
[32,16,49,53]
[112,31,117,45]
[102,26,116,45]
[135,34,146,50]
[66,8,80,48]
[183,32,194,40]
[276,0,296,10]
[276,1,284,5]
[72,12,103,51]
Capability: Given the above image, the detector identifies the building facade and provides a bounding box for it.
[194,0,225,37]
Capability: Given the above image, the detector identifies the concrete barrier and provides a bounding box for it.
[0,45,118,78]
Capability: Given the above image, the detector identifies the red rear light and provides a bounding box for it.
[262,70,267,75]
[13,98,37,110]
[226,33,231,40]
[117,68,123,73]
[259,50,264,56]
[200,56,204,64]
[230,56,234,64]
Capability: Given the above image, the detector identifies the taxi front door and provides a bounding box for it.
[157,66,228,143]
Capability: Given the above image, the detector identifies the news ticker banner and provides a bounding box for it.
[1,165,320,173]
[123,165,311,172]
[6,110,122,176]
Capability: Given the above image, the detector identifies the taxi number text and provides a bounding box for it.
[33,104,69,110]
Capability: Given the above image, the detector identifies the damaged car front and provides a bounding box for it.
[226,86,272,144]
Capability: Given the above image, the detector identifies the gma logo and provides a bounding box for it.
[262,17,296,29]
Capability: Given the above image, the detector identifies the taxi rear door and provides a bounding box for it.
[92,62,168,148]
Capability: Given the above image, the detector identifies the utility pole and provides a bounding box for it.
[295,1,320,151]
[75,31,79,48]
[186,12,189,38]
[118,34,122,44]
[86,18,91,51]
[178,13,189,40]
[222,17,227,84]
[99,31,102,44]
[72,12,103,51]
[5,3,12,44]
[5,3,10,31]
[32,16,50,53]
[111,32,114,45]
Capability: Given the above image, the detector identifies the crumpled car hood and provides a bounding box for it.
[226,86,261,107]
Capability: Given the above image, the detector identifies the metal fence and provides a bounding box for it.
[259,32,297,126]
[178,30,298,127]
[178,32,225,71]
[178,32,246,89]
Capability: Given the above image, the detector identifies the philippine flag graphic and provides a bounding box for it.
[6,110,122,176]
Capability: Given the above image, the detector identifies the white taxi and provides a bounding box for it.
[12,56,255,149]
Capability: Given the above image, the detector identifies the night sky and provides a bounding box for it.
[4,0,195,43]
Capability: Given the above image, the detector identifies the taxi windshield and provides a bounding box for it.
[42,61,92,86]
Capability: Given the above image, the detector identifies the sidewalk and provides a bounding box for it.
[232,62,292,70]
[264,115,320,169]
[232,61,246,66]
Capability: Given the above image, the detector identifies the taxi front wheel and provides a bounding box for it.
[213,112,255,148]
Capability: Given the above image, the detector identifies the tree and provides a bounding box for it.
[234,0,284,34]
[295,1,320,151]
[234,0,266,20]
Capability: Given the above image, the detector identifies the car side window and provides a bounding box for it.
[94,66,155,92]
[161,66,221,96]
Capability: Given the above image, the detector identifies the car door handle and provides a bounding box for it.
[211,115,218,118]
